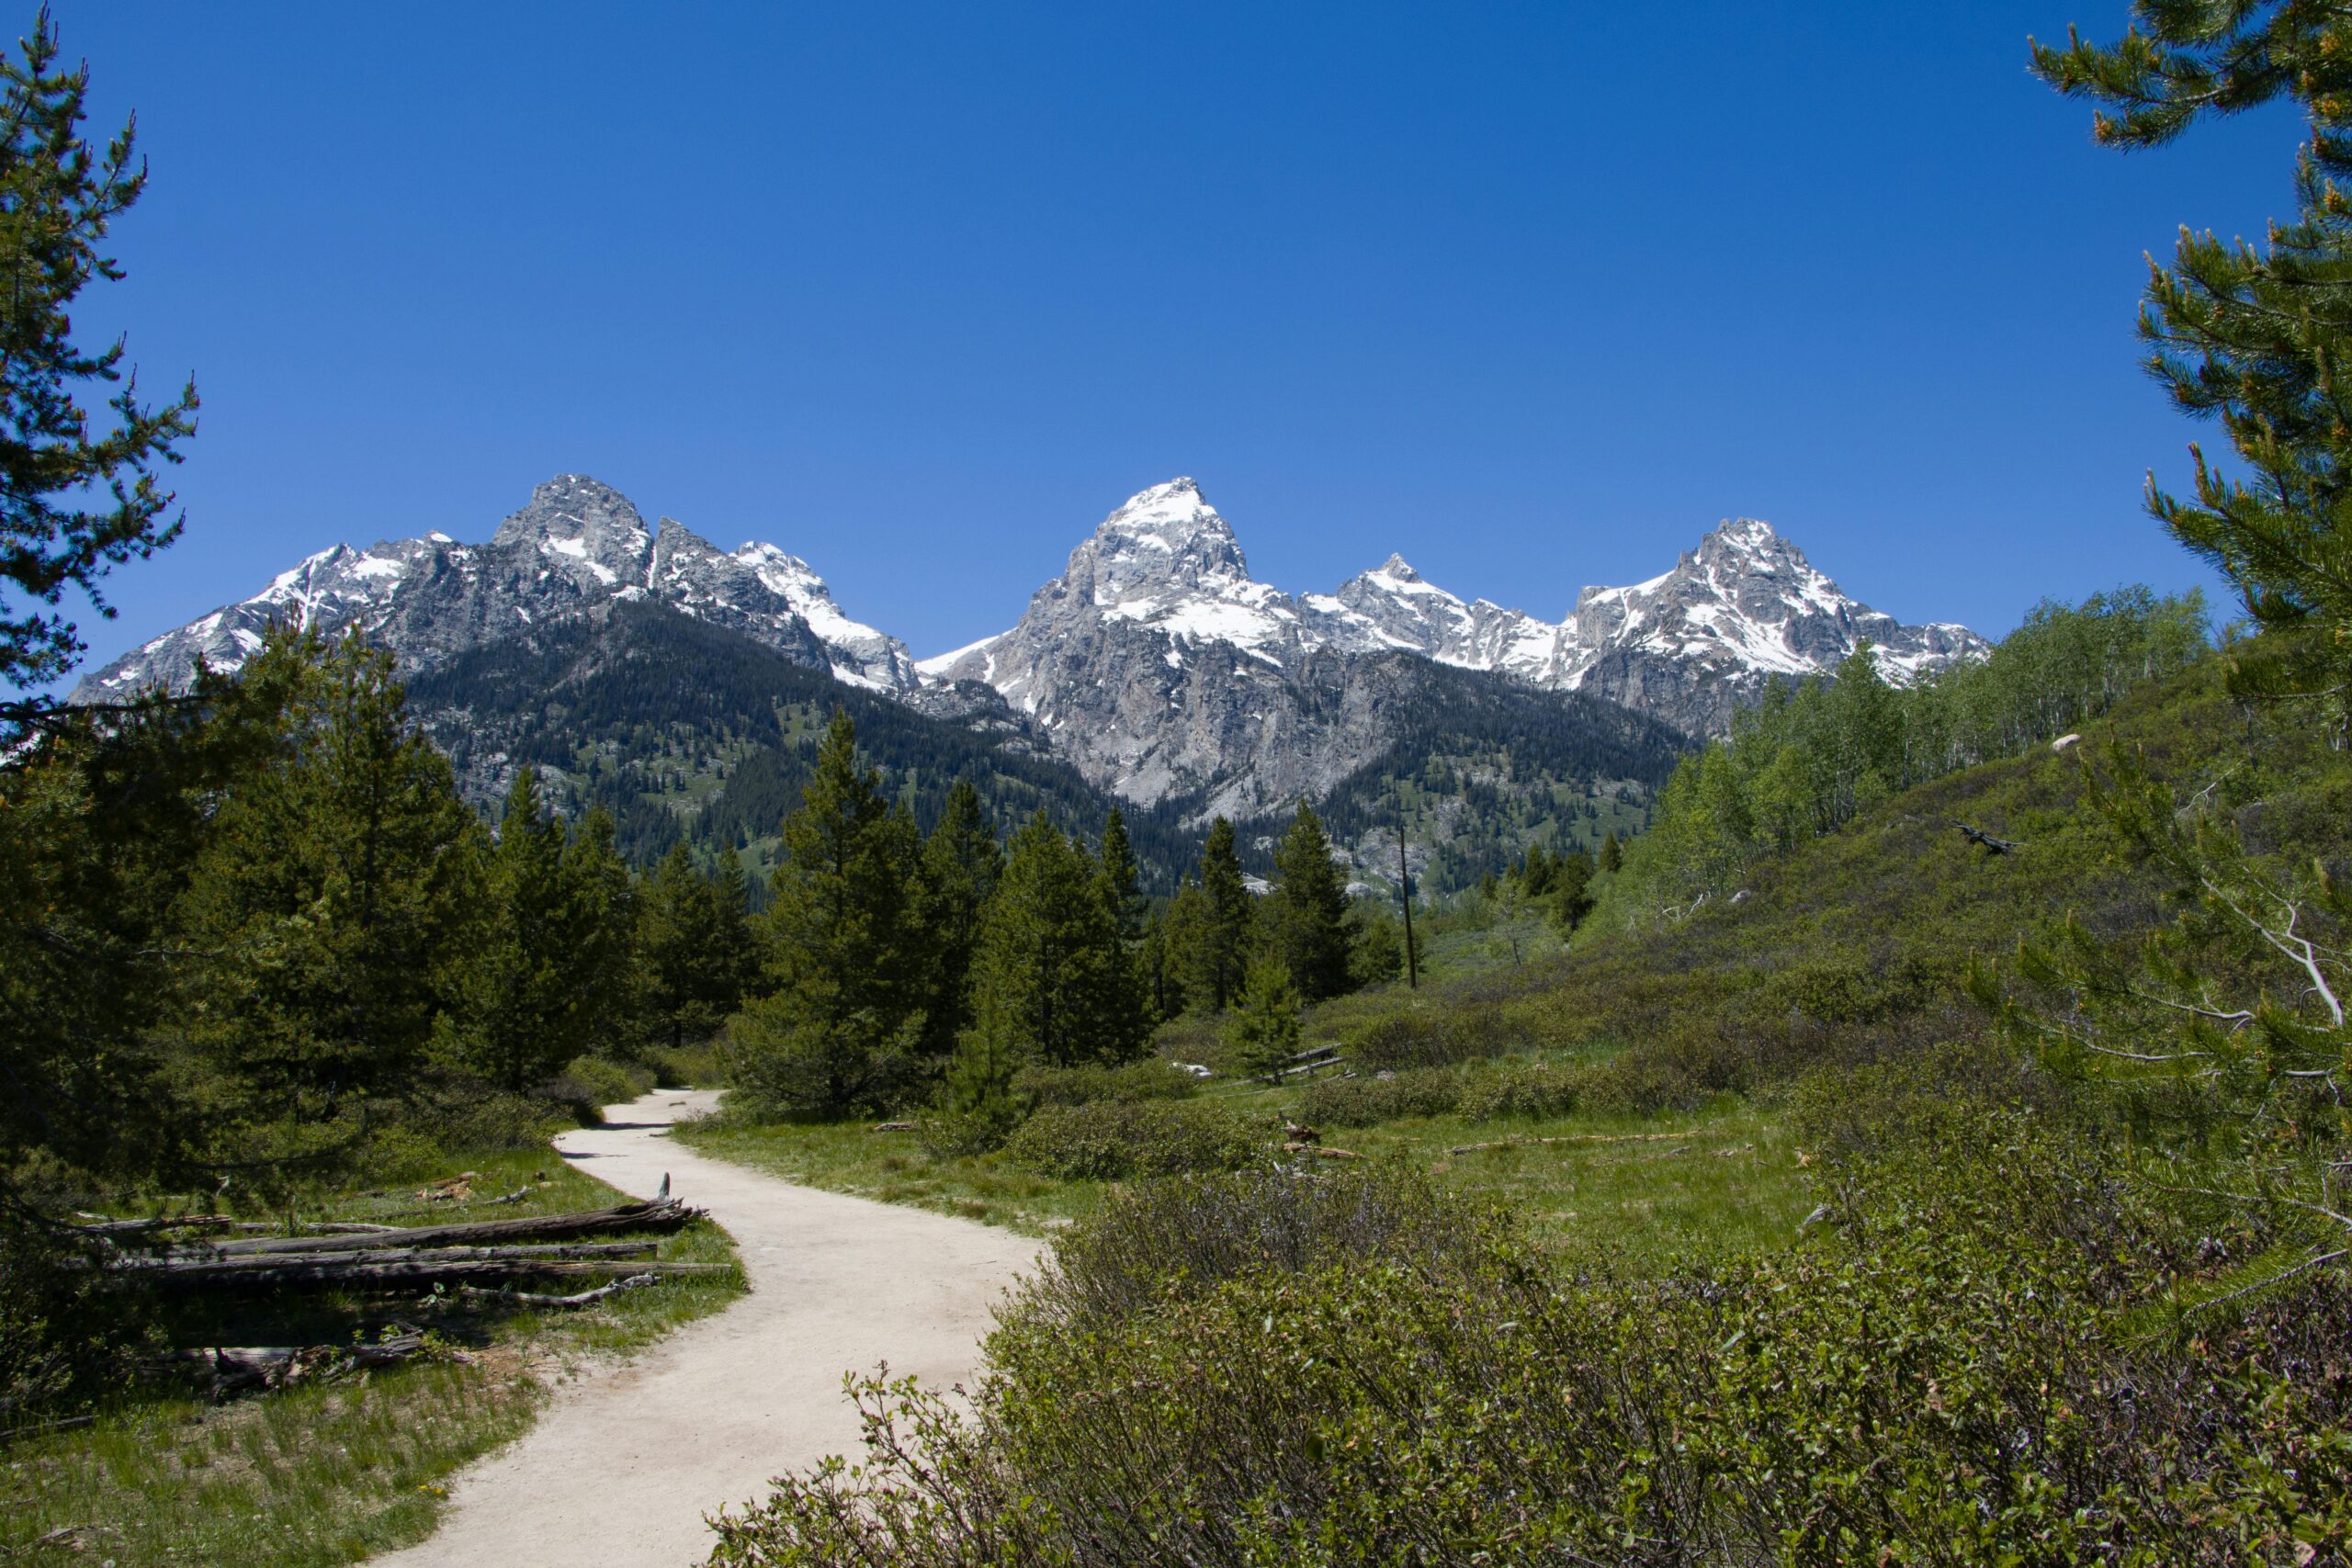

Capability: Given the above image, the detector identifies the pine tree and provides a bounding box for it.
[1264,801,1353,1001]
[1349,901,1406,987]
[2035,6,2352,732]
[963,811,1122,1067]
[919,1015,1031,1156]
[443,766,586,1091]
[915,776,1002,1060]
[566,807,639,1055]
[638,842,755,1053]
[1550,847,1597,934]
[736,710,926,1116]
[172,629,481,1177]
[1159,880,1210,1014]
[1095,807,1146,944]
[1598,830,1623,875]
[0,13,198,718]
[1191,817,1253,1010]
[1227,955,1304,1087]
[1085,807,1153,1053]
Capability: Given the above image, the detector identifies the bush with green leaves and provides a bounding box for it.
[1011,1059,1198,1107]
[1293,1066,1462,1127]
[713,1104,2352,1566]
[1002,1100,1264,1180]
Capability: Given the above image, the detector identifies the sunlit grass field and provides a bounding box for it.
[677,1070,1813,1266]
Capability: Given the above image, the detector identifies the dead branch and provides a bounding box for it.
[452,1272,659,1309]
[1962,825,2020,854]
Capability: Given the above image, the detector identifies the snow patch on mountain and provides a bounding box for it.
[74,475,921,702]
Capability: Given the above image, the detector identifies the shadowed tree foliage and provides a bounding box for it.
[1183,817,1253,1011]
[176,631,480,1122]
[0,9,198,714]
[731,711,927,1117]
[915,776,1003,1060]
[637,841,756,1055]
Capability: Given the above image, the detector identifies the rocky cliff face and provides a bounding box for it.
[922,479,1986,807]
[73,475,921,701]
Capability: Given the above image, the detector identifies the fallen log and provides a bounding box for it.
[1444,1131,1692,1157]
[453,1271,658,1309]
[69,1214,261,1240]
[164,1332,432,1397]
[1961,824,2019,855]
[187,1196,698,1258]
[129,1255,726,1293]
[118,1239,657,1283]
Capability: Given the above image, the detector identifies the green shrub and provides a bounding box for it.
[645,1039,730,1089]
[1455,1060,1579,1120]
[712,1132,2352,1567]
[559,1054,656,1111]
[1295,1067,1461,1127]
[1004,1100,1264,1180]
[399,1073,578,1154]
[0,1221,135,1423]
[727,1001,924,1120]
[1012,1060,1198,1107]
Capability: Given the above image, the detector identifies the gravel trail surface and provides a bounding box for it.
[372,1088,1036,1567]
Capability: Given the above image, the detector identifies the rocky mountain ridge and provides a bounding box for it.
[80,472,1983,823]
[923,479,1985,808]
[74,475,922,704]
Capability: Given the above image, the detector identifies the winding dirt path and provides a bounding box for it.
[372,1089,1039,1568]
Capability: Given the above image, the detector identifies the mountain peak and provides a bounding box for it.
[1374,552,1420,581]
[1072,476,1255,606]
[491,473,654,586]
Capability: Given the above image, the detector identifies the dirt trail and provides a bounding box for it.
[371,1089,1038,1568]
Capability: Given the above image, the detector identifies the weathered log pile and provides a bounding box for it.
[80,1196,710,1295]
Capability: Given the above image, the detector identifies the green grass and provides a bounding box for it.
[1,1142,745,1567]
[674,1115,1110,1235]
[680,1073,1810,1267]
[1332,1093,1811,1258]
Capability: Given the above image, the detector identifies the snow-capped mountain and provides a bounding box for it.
[74,475,921,702]
[80,471,1983,828]
[921,479,1985,807]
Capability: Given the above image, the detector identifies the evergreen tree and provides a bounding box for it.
[1156,881,1207,1015]
[1094,806,1147,944]
[0,13,198,718]
[1598,830,1623,875]
[442,767,593,1091]
[1227,955,1304,1087]
[1263,801,1354,1000]
[1349,900,1406,987]
[1086,807,1154,1050]
[919,1011,1031,1156]
[1549,847,1598,934]
[1190,817,1253,1010]
[915,776,1003,1059]
[964,811,1133,1066]
[177,630,480,1114]
[566,807,639,1054]
[2036,6,2352,732]
[737,710,925,1115]
[638,842,756,1054]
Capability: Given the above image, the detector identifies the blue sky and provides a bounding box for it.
[44,1,2296,678]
